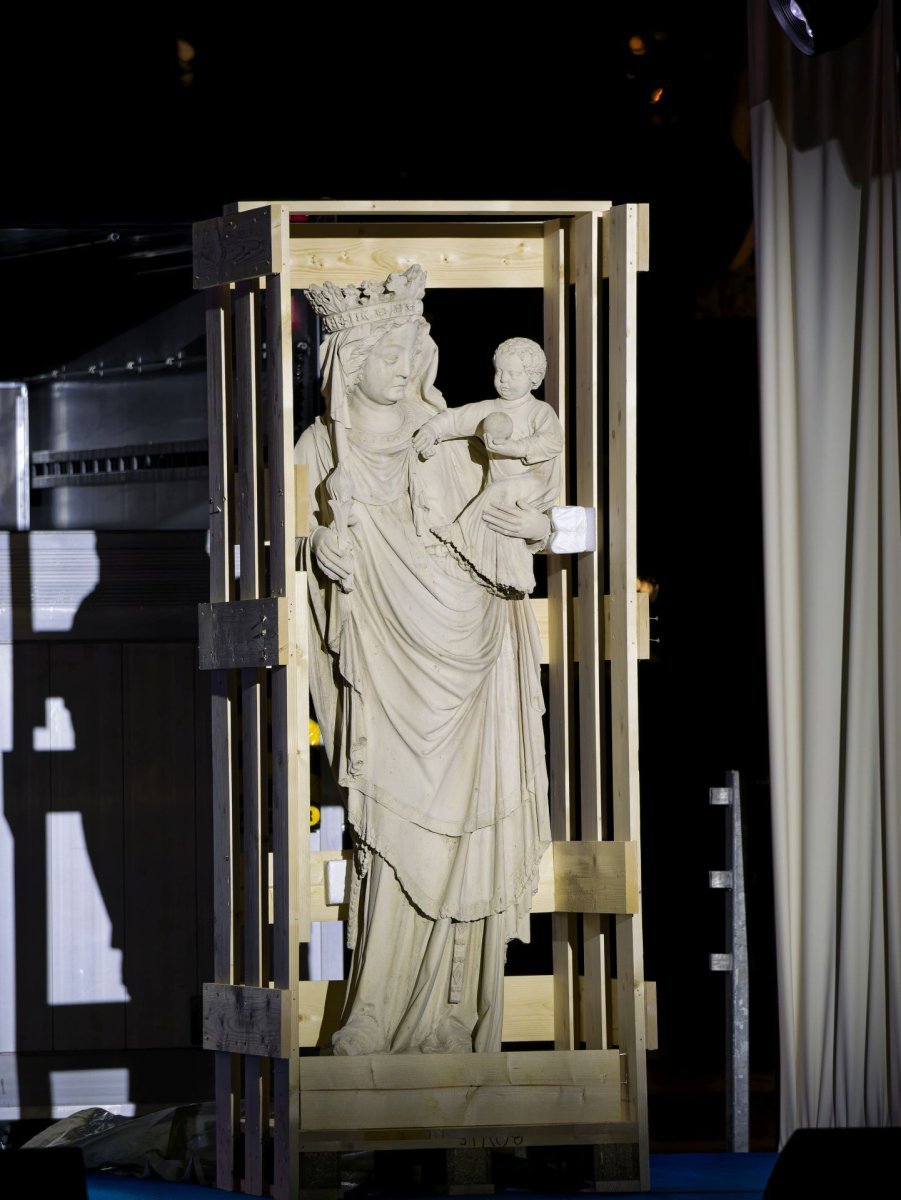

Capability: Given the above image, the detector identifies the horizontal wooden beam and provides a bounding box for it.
[193,207,274,288]
[289,225,545,289]
[296,977,657,1051]
[203,983,292,1058]
[296,1121,639,1153]
[531,592,651,663]
[198,596,288,670]
[553,840,639,914]
[291,840,638,925]
[298,1049,623,1131]
[237,199,612,217]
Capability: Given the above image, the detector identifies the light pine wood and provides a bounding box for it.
[300,1049,618,1090]
[529,593,651,664]
[294,464,310,538]
[553,841,639,915]
[239,200,612,216]
[609,203,649,1189]
[298,1050,622,1131]
[544,219,579,1052]
[266,211,302,1200]
[295,977,658,1049]
[235,278,266,1197]
[294,841,637,922]
[296,1122,639,1153]
[299,1083,622,1132]
[573,212,609,1053]
[206,286,238,1192]
[290,225,545,289]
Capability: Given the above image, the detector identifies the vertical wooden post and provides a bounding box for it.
[206,285,239,1192]
[267,206,302,1200]
[573,212,608,1050]
[235,278,268,1196]
[544,220,578,1050]
[609,203,649,1189]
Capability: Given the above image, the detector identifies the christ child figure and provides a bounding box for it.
[413,337,563,596]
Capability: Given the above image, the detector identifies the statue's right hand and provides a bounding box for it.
[413,425,438,457]
[311,526,355,589]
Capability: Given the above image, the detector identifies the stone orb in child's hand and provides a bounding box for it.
[481,412,513,441]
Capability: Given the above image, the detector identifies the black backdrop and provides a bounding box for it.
[1,4,778,1148]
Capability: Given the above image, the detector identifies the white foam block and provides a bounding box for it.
[325,857,350,906]
[548,506,597,554]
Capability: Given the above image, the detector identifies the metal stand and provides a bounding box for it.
[709,769,749,1151]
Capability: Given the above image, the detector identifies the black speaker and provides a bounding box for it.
[764,1127,901,1197]
[0,1146,89,1199]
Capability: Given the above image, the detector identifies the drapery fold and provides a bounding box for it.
[749,0,901,1143]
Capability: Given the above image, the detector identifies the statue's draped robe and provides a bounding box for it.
[429,396,564,596]
[296,401,551,1053]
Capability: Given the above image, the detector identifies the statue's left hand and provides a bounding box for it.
[482,500,550,543]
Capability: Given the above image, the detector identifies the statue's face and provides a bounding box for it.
[356,324,419,406]
[494,352,532,401]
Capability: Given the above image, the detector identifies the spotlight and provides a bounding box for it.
[767,0,878,56]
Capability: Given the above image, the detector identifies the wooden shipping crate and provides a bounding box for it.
[194,200,650,1198]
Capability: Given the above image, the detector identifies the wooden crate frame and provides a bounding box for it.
[194,200,650,1198]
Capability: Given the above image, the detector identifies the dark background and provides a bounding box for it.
[1,5,776,1149]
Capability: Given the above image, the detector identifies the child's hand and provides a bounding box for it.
[484,433,520,456]
[413,424,439,458]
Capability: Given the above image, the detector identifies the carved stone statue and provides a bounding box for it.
[413,337,563,596]
[295,266,554,1055]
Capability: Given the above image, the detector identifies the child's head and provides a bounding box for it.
[493,337,547,401]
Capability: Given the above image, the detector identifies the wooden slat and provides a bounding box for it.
[203,983,291,1057]
[290,225,544,289]
[234,278,266,1198]
[197,595,289,672]
[296,977,657,1049]
[296,1122,638,1154]
[294,464,311,538]
[198,597,288,670]
[193,207,273,288]
[239,199,612,217]
[544,218,578,1052]
[300,1082,621,1132]
[206,284,238,1192]
[609,203,650,1189]
[573,211,609,1052]
[301,1049,618,1091]
[529,592,651,664]
[553,841,639,915]
[298,1050,622,1130]
[266,208,301,1200]
[295,840,636,923]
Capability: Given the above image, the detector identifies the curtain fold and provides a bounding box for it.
[749,0,901,1142]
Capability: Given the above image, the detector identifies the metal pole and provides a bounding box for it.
[709,769,750,1151]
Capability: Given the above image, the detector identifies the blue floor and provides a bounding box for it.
[85,1152,780,1198]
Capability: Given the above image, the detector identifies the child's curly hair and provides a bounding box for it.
[493,337,547,387]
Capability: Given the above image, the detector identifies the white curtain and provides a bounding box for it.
[749,0,901,1142]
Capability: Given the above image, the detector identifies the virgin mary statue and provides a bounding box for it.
[295,264,552,1055]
